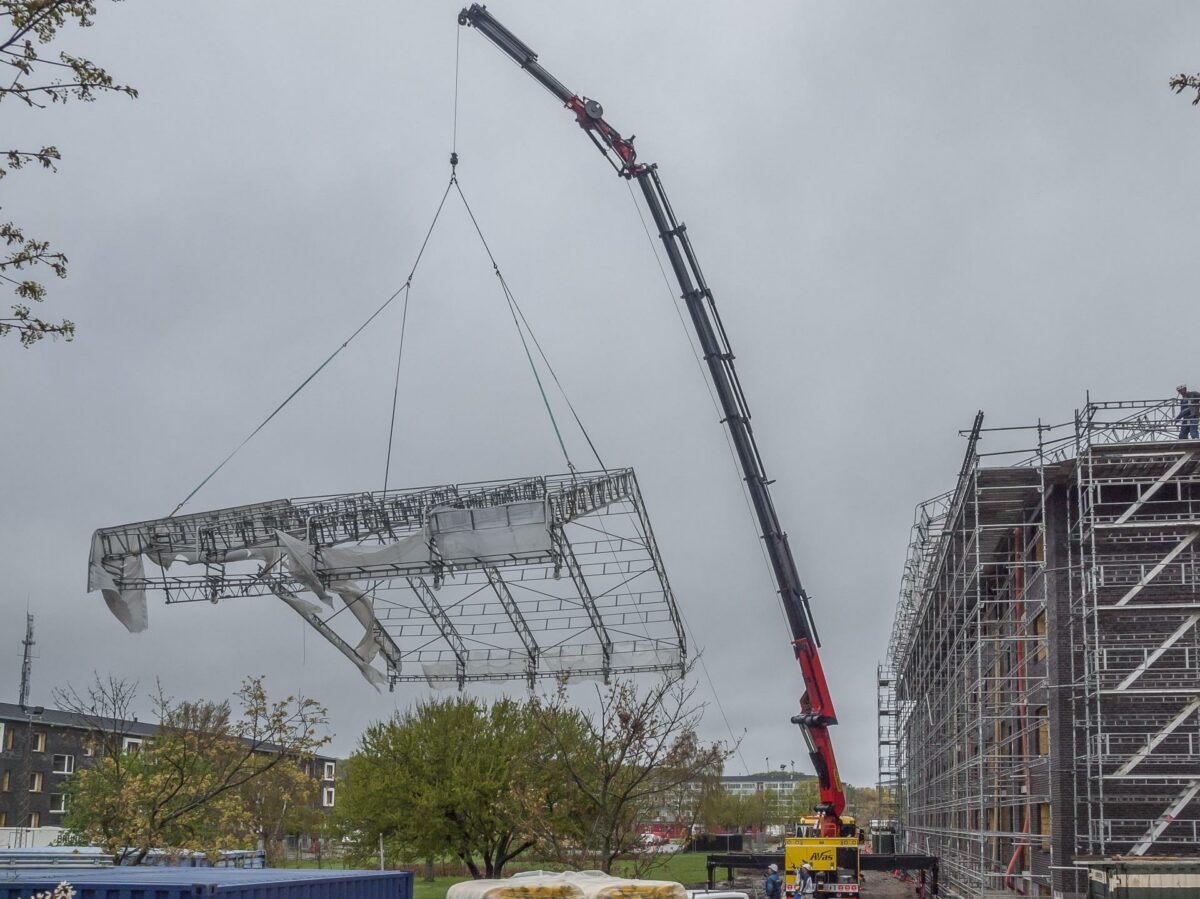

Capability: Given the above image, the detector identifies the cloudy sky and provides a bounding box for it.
[3,1,1200,788]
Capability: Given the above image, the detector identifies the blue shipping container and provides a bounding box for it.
[0,866,413,899]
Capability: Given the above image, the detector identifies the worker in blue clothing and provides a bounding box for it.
[1178,384,1200,439]
[764,864,781,899]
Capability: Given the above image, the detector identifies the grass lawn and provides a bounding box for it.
[613,852,711,886]
[279,852,715,899]
[413,875,473,899]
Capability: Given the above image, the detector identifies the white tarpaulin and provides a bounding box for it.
[328,580,380,661]
[87,531,149,634]
[429,500,551,562]
[319,531,429,570]
[274,529,332,605]
[270,584,387,690]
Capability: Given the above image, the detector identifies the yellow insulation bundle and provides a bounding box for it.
[448,874,584,899]
[566,872,686,899]
[447,871,687,899]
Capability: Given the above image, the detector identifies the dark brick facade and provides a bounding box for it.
[0,702,337,832]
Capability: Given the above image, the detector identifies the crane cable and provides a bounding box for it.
[441,26,602,476]
[382,176,456,491]
[452,178,572,472]
[169,177,455,518]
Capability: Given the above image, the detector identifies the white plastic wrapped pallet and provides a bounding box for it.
[447,871,687,899]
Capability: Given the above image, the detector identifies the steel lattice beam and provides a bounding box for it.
[558,531,612,678]
[407,576,468,688]
[484,566,539,685]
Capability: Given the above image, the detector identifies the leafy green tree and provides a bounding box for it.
[56,675,328,864]
[336,696,545,878]
[1,0,137,346]
[698,787,747,833]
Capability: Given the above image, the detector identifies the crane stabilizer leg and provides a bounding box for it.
[459,2,848,839]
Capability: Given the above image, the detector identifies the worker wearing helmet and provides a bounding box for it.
[796,863,816,897]
[764,864,781,899]
[1178,384,1200,439]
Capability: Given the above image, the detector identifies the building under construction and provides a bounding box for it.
[879,398,1200,898]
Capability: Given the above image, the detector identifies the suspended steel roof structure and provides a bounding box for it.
[88,468,686,689]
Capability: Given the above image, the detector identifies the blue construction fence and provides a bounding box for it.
[0,867,413,899]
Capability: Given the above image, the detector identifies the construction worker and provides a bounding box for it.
[764,864,781,899]
[796,862,816,896]
[1178,384,1200,439]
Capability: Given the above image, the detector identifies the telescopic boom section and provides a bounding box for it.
[459,4,846,831]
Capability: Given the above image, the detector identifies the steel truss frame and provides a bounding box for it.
[91,469,686,688]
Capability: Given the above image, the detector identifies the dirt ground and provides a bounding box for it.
[857,871,925,897]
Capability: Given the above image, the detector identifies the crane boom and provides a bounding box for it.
[459,3,847,830]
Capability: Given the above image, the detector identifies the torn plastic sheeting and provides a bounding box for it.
[328,581,381,662]
[271,585,387,691]
[274,530,332,605]
[89,550,149,634]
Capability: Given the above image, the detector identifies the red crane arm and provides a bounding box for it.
[459,4,847,832]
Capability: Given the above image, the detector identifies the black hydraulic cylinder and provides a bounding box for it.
[459,5,575,105]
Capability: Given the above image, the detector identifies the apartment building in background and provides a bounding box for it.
[0,701,337,836]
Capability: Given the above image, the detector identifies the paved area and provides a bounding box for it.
[859,871,923,897]
[721,871,924,898]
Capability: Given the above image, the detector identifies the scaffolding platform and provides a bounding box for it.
[880,397,1200,899]
[88,468,686,689]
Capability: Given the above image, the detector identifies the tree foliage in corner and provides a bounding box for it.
[1169,74,1200,106]
[56,675,328,864]
[1,0,136,346]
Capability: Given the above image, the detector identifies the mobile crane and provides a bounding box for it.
[458,0,856,877]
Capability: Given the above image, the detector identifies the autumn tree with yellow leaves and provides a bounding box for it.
[55,675,328,864]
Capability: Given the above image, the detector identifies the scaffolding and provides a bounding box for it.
[882,397,1200,899]
[882,409,1052,898]
[88,468,686,689]
[1070,401,1200,856]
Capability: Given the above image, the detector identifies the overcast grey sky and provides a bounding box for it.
[3,1,1200,787]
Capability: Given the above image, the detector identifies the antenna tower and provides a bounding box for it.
[18,613,33,709]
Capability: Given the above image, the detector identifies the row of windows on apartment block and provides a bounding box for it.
[0,723,338,782]
[0,769,335,810]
